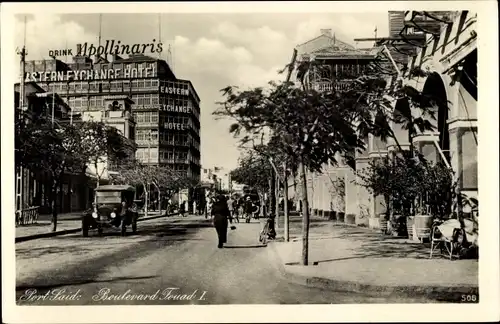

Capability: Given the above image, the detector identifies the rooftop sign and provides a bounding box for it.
[48,39,163,58]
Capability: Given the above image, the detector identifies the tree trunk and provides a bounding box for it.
[153,182,161,213]
[143,182,149,218]
[269,175,276,217]
[93,161,100,204]
[299,159,310,266]
[275,171,280,229]
[258,191,266,218]
[51,179,58,232]
[409,124,414,158]
[283,163,290,242]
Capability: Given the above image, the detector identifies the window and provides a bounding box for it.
[135,94,146,106]
[152,95,159,105]
[151,79,159,88]
[89,81,99,92]
[135,130,145,141]
[136,112,145,123]
[150,130,158,141]
[144,80,152,88]
[137,80,145,88]
[123,80,130,92]
[110,81,122,91]
[102,82,110,91]
[151,112,158,123]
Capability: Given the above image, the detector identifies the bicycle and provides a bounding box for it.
[259,217,276,245]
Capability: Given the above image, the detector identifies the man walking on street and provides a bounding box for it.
[211,193,230,248]
[179,201,186,217]
[233,198,240,223]
[244,196,253,223]
[227,196,234,224]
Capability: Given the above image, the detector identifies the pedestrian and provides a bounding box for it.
[179,201,186,217]
[206,197,213,219]
[233,198,240,223]
[211,193,230,248]
[238,199,244,222]
[244,196,253,223]
[227,196,234,224]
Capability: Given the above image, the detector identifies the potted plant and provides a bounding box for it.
[415,160,455,242]
[357,156,393,233]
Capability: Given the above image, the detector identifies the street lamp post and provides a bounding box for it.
[145,130,152,217]
[51,91,55,127]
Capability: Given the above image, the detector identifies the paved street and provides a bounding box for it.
[16,215,433,305]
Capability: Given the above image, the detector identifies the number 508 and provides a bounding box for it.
[461,294,478,302]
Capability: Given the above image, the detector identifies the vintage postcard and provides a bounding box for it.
[1,1,498,323]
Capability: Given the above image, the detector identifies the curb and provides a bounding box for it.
[268,241,479,302]
[15,212,180,243]
[15,228,82,243]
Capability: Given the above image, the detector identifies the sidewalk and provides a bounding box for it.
[16,210,170,239]
[271,214,478,300]
[16,212,82,239]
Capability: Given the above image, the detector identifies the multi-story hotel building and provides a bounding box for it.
[23,53,201,182]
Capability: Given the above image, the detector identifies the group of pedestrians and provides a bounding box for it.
[226,196,257,224]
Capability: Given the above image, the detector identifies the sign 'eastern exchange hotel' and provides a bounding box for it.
[23,68,190,96]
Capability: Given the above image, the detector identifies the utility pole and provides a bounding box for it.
[158,14,162,60]
[67,79,72,125]
[16,16,28,213]
[145,130,151,218]
[282,48,297,242]
[51,91,55,127]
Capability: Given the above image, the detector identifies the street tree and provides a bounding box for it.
[215,80,386,265]
[116,161,194,215]
[230,149,273,214]
[16,115,87,232]
[78,120,134,198]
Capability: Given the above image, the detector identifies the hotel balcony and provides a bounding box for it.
[159,158,190,164]
[311,80,355,92]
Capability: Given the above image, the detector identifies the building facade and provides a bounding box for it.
[291,11,478,229]
[289,29,377,218]
[23,53,201,182]
[201,166,231,191]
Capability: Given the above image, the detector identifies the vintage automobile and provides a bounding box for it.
[82,185,139,237]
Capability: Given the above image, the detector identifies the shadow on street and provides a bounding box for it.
[16,219,215,298]
[223,245,266,249]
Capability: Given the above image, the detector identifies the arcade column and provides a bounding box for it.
[448,121,478,196]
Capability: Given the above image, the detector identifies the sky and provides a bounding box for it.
[14,12,389,171]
